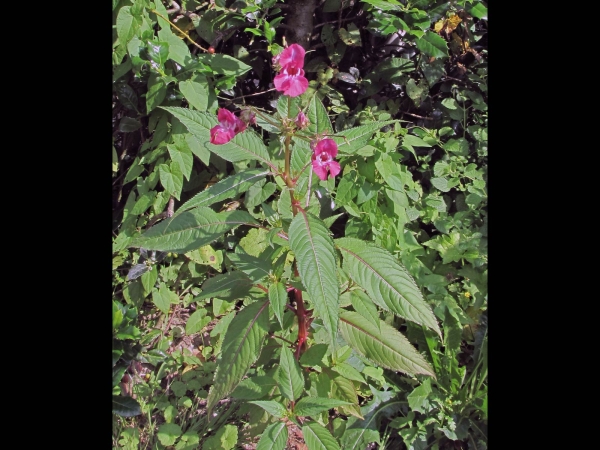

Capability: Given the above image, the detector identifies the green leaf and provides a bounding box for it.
[186,309,210,334]
[207,300,270,414]
[157,423,182,446]
[339,311,435,377]
[228,247,272,282]
[330,375,363,419]
[303,422,341,450]
[336,237,440,337]
[161,107,273,168]
[403,134,432,148]
[112,395,141,417]
[256,422,288,450]
[406,378,432,413]
[350,290,381,331]
[294,397,352,417]
[159,162,184,201]
[167,144,193,181]
[245,181,277,208]
[277,345,305,402]
[157,27,191,66]
[146,73,167,112]
[269,281,288,329]
[116,6,140,45]
[202,424,238,450]
[307,95,334,135]
[430,177,451,192]
[331,362,365,385]
[289,211,339,345]
[248,400,288,418]
[197,54,252,76]
[468,3,488,20]
[195,271,253,301]
[300,343,329,367]
[334,120,397,155]
[147,41,170,66]
[177,169,269,214]
[119,117,142,132]
[416,31,449,59]
[179,79,208,111]
[131,207,255,253]
[152,283,179,314]
[231,375,277,400]
[140,265,158,293]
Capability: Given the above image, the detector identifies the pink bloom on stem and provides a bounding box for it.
[278,44,305,69]
[273,43,308,97]
[311,139,341,181]
[294,110,309,129]
[210,108,247,145]
[274,66,309,97]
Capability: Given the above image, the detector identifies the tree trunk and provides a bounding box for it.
[285,0,316,50]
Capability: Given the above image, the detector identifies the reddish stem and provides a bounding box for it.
[294,287,308,361]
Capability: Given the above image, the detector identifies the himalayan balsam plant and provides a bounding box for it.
[130,43,442,447]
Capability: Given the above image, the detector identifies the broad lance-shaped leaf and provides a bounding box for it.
[248,400,288,418]
[269,281,288,329]
[256,422,288,450]
[336,237,441,337]
[303,422,341,450]
[277,345,304,401]
[206,300,270,414]
[339,311,434,377]
[333,120,398,155]
[330,374,363,419]
[131,207,255,253]
[175,168,270,215]
[307,95,333,135]
[294,397,352,417]
[289,211,339,344]
[161,107,274,169]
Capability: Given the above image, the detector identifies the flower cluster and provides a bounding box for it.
[209,108,248,145]
[311,138,340,181]
[273,44,309,98]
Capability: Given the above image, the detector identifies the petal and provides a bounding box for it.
[217,108,236,126]
[284,76,309,97]
[328,161,341,178]
[279,43,305,69]
[234,117,247,134]
[273,72,290,92]
[315,139,338,157]
[210,125,235,145]
[312,159,329,180]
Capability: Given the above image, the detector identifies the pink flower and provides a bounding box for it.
[311,139,341,181]
[273,43,308,97]
[294,111,309,129]
[274,66,309,97]
[210,108,247,145]
[278,44,305,69]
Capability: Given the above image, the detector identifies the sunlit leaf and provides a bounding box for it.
[294,397,352,417]
[303,422,341,450]
[277,345,305,401]
[339,311,435,377]
[289,211,339,345]
[256,422,288,450]
[131,207,255,253]
[336,237,441,336]
[206,300,270,414]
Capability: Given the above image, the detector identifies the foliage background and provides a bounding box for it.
[112,1,487,449]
